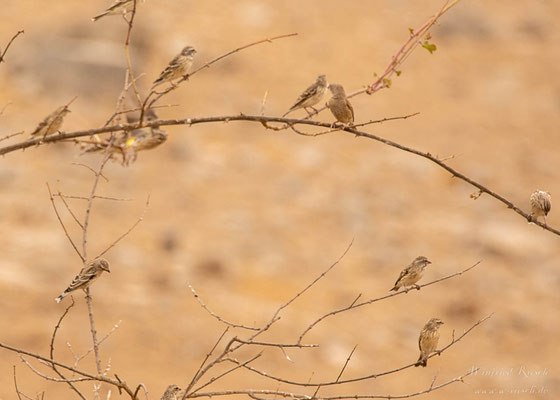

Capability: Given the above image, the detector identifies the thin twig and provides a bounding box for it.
[124,0,142,107]
[298,260,482,343]
[71,162,109,182]
[13,366,23,400]
[56,191,84,230]
[183,327,230,397]
[239,315,491,388]
[96,195,149,258]
[48,298,86,400]
[336,345,357,383]
[188,284,261,331]
[190,353,262,394]
[83,148,113,260]
[188,367,476,400]
[0,30,24,63]
[0,131,24,142]
[46,183,85,263]
[0,341,136,397]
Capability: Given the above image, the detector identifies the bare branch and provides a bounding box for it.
[183,327,230,396]
[83,148,113,260]
[20,356,92,383]
[190,353,262,395]
[336,345,357,383]
[56,191,84,230]
[187,366,476,400]
[46,183,85,263]
[0,341,136,397]
[13,365,23,400]
[124,0,142,106]
[5,113,551,238]
[96,195,149,258]
[239,314,491,388]
[0,131,24,143]
[298,260,481,343]
[188,284,261,331]
[0,30,24,63]
[71,162,110,182]
[48,298,87,400]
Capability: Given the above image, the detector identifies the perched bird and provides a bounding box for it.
[390,256,432,292]
[30,105,71,137]
[416,318,444,367]
[92,0,135,21]
[55,258,111,303]
[326,83,354,125]
[160,385,182,400]
[126,128,168,151]
[529,190,551,224]
[152,46,197,88]
[282,74,328,117]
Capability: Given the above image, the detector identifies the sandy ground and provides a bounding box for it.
[1,1,559,399]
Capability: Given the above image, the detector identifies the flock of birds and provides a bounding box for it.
[29,1,553,398]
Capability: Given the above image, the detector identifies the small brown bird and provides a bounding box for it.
[160,385,181,400]
[92,0,135,21]
[55,258,111,303]
[390,256,432,292]
[326,83,354,125]
[126,128,168,151]
[30,105,70,137]
[416,318,444,367]
[283,74,328,117]
[529,190,551,224]
[152,46,197,88]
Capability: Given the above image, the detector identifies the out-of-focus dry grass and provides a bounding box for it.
[1,1,559,399]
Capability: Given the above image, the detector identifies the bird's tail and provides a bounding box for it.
[415,354,427,367]
[282,109,293,118]
[151,79,163,90]
[55,292,67,303]
[91,11,110,21]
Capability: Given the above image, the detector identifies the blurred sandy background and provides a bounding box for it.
[1,1,559,399]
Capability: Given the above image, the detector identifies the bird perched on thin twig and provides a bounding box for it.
[282,74,328,117]
[55,258,111,303]
[92,0,135,21]
[416,318,444,367]
[390,256,431,292]
[152,46,197,88]
[29,105,70,137]
[160,385,181,400]
[529,190,551,224]
[326,83,354,125]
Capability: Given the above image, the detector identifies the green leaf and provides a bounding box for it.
[422,41,437,54]
[395,70,402,76]
[382,78,392,88]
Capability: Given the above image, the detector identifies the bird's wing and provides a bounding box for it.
[66,265,98,291]
[346,99,355,122]
[393,265,411,286]
[290,83,319,109]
